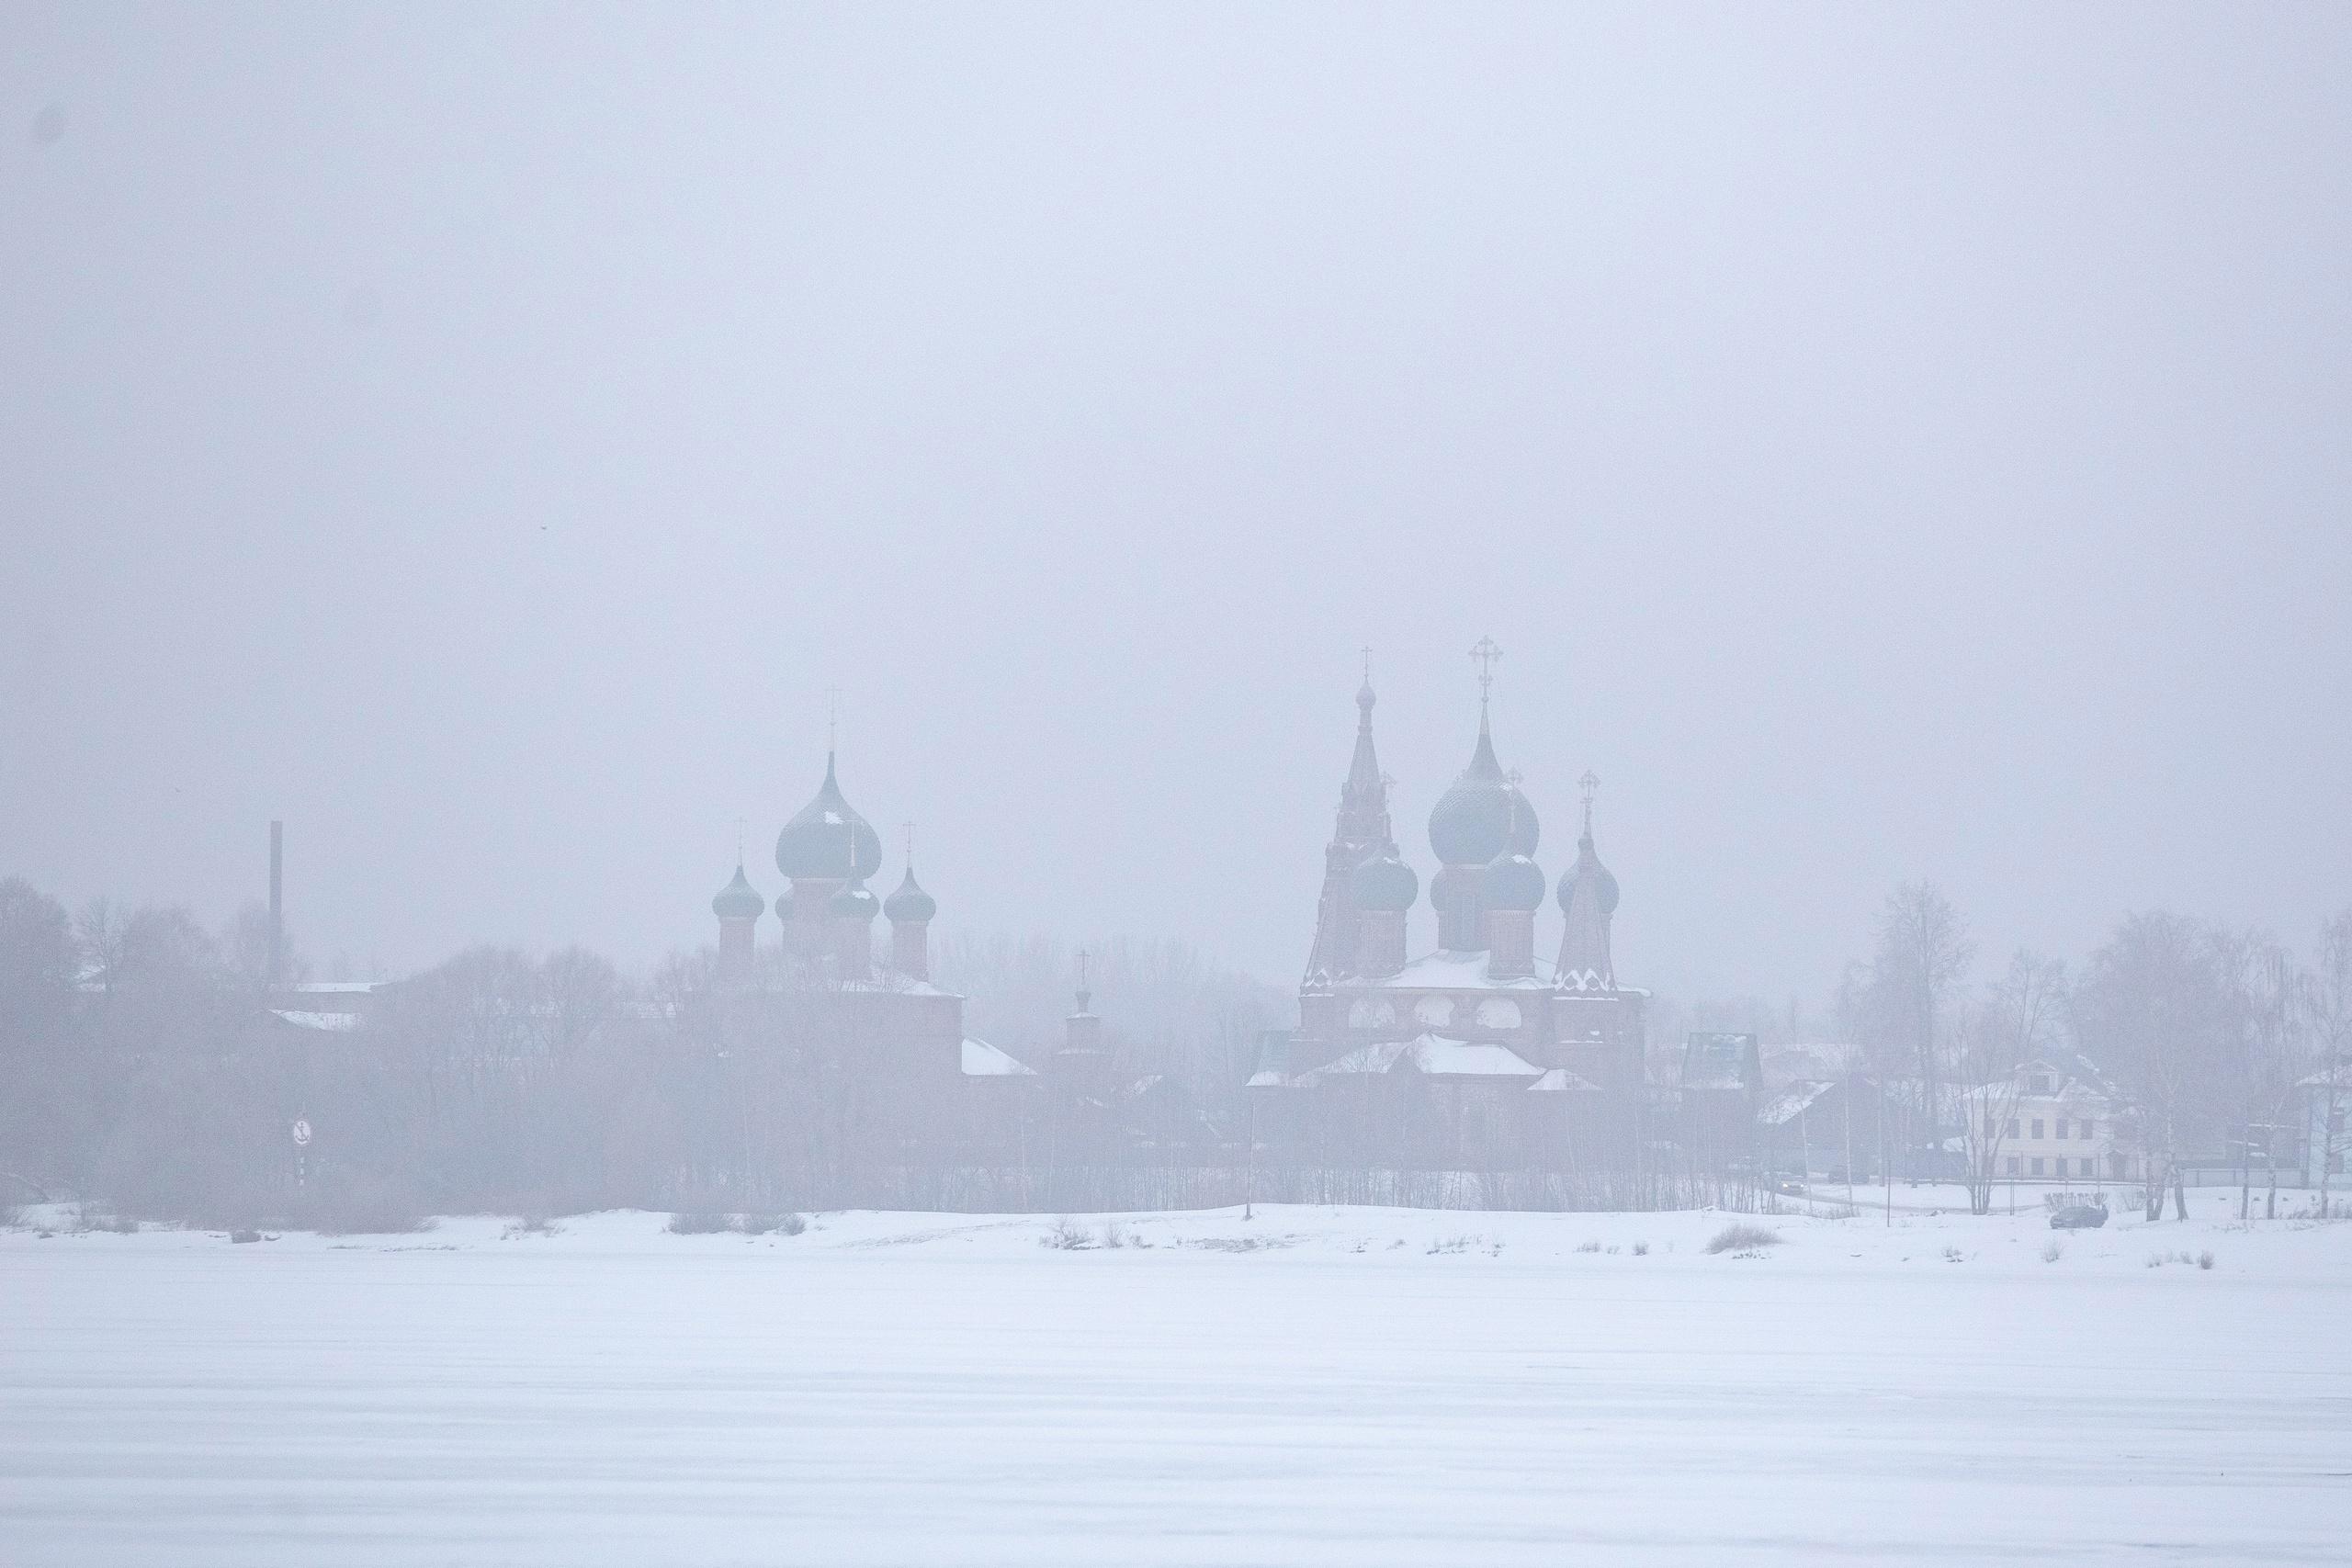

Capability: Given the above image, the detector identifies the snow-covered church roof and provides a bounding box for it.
[960,1038,1036,1077]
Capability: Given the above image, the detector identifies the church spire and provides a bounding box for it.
[1305,659,1402,983]
[1556,771,1621,988]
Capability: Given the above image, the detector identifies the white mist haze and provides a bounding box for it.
[6,5,2349,999]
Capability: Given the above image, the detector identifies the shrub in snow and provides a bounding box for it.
[504,1215,560,1238]
[1705,1224,1783,1256]
[1040,1217,1091,1250]
[1632,1241,1649,1257]
[300,1180,430,1237]
[733,1213,803,1236]
[667,1212,730,1235]
[1941,1247,1964,1263]
[2041,1239,2064,1264]
[1101,1221,1127,1249]
[229,1228,262,1244]
[1576,1240,1603,1254]
[2198,1250,2215,1270]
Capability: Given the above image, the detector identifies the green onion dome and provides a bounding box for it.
[711,864,765,920]
[775,752,884,882]
[884,866,936,922]
[1350,852,1419,912]
[1483,851,1546,912]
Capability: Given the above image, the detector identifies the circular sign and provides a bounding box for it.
[290,1119,312,1147]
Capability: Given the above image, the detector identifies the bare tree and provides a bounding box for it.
[1865,884,1974,1179]
[1954,951,2067,1215]
[2305,909,2352,1209]
[2075,912,2235,1221]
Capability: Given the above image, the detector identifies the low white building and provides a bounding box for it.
[1962,1058,2135,1184]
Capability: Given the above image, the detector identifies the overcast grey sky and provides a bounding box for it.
[5,4,2347,1003]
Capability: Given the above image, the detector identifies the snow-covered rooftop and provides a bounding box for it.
[1312,1033,1544,1079]
[1367,951,1555,991]
[268,1010,364,1032]
[960,1038,1035,1077]
[1758,1080,1838,1125]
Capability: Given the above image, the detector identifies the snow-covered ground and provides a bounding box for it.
[6,1197,2349,1565]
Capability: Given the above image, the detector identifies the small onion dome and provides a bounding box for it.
[830,881,878,919]
[1558,838,1621,916]
[1350,852,1418,912]
[1483,852,1545,912]
[774,886,794,921]
[775,753,884,881]
[884,866,936,923]
[711,864,765,920]
[1429,862,1482,917]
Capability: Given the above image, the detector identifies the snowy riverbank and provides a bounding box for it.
[6,1200,2349,1564]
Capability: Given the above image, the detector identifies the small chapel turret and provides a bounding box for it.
[710,862,765,984]
[1555,771,1621,988]
[885,831,937,981]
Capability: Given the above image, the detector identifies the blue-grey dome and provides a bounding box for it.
[1484,852,1545,911]
[775,753,884,881]
[884,866,935,922]
[830,881,877,919]
[1558,838,1621,916]
[1427,719,1539,865]
[711,864,765,920]
[774,886,794,921]
[1350,852,1419,912]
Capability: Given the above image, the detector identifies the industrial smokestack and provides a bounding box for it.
[269,819,283,989]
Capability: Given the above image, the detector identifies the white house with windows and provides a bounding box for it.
[1962,1058,2137,1184]
[2300,1063,2349,1189]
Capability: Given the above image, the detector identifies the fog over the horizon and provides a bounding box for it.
[5,6,2347,1003]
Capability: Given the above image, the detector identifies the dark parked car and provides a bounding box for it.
[2049,1204,2109,1230]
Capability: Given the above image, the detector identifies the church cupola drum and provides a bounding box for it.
[710,863,765,982]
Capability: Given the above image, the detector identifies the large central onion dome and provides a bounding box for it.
[711,864,765,920]
[1427,722,1539,864]
[1350,851,1419,912]
[775,753,884,881]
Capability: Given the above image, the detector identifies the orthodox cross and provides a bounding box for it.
[902,820,915,867]
[826,687,842,752]
[1504,769,1524,843]
[735,816,746,864]
[1361,645,1373,682]
[1469,636,1502,704]
[1580,770,1600,836]
[1075,947,1092,1012]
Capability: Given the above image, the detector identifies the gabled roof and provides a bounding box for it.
[960,1038,1035,1077]
[1758,1080,1838,1125]
[268,1009,365,1033]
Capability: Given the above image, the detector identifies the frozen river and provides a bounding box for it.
[5,1201,2347,1565]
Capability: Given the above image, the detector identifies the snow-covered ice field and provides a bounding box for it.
[6,1196,2349,1565]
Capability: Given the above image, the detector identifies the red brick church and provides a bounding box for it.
[1252,641,1647,1168]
